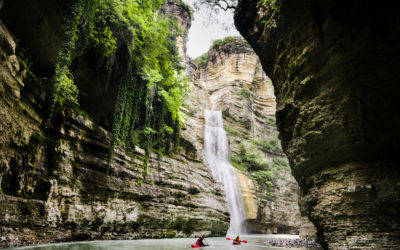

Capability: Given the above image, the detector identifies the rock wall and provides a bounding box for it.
[0,1,230,248]
[235,0,400,248]
[194,38,304,235]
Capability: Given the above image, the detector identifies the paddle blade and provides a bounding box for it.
[226,238,231,240]
[242,240,247,243]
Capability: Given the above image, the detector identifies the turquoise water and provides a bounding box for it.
[10,235,301,250]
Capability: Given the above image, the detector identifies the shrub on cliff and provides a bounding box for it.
[254,137,284,154]
[237,141,269,171]
[194,52,208,66]
[211,36,237,49]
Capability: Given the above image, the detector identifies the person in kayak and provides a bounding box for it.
[196,236,208,247]
[234,235,241,243]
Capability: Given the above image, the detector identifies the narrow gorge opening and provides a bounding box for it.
[1,0,399,249]
[191,34,306,239]
[0,0,309,248]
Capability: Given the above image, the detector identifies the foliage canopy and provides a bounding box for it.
[51,0,189,174]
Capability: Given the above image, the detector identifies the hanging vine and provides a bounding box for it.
[97,0,189,173]
[49,0,84,116]
[49,0,189,174]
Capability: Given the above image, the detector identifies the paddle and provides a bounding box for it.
[204,238,210,246]
[226,238,247,243]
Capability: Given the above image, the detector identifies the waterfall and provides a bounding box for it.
[204,110,247,235]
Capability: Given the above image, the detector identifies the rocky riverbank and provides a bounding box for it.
[268,238,322,249]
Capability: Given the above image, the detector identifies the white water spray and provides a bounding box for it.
[204,110,247,235]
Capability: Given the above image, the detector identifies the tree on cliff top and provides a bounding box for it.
[194,0,238,11]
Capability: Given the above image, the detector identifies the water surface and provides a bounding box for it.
[11,235,301,250]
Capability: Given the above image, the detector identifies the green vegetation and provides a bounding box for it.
[224,125,239,137]
[89,25,117,58]
[166,229,176,238]
[211,36,237,49]
[50,0,90,115]
[259,0,280,26]
[272,157,289,170]
[166,0,194,18]
[265,117,276,125]
[232,140,276,192]
[210,36,250,50]
[230,136,288,195]
[252,170,274,189]
[194,36,250,67]
[194,52,208,66]
[91,0,190,172]
[261,0,279,10]
[235,88,251,99]
[170,217,198,234]
[26,131,48,156]
[252,137,284,154]
[210,220,229,235]
[231,158,246,171]
[237,141,268,171]
[47,0,189,174]
[16,48,41,84]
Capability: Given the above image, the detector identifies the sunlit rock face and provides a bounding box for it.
[161,1,191,57]
[235,0,400,248]
[0,1,230,248]
[195,39,304,235]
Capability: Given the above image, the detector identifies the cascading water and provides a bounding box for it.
[204,110,247,235]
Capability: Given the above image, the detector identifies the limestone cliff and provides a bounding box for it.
[193,38,304,235]
[235,0,400,248]
[0,1,229,248]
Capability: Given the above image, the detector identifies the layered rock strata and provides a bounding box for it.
[235,1,400,248]
[195,39,304,235]
[0,1,230,248]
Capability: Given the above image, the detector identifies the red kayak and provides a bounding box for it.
[233,241,241,245]
[191,244,208,248]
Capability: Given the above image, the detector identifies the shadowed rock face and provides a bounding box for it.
[0,1,230,248]
[235,0,400,248]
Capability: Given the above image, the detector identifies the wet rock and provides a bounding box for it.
[268,238,322,249]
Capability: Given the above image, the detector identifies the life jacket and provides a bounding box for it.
[196,239,205,246]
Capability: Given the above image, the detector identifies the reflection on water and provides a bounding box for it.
[10,235,301,250]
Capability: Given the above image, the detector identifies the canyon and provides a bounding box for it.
[0,0,304,248]
[3,0,397,249]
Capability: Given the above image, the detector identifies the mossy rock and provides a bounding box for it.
[166,229,176,238]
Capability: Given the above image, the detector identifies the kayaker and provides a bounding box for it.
[196,236,208,247]
[234,235,241,243]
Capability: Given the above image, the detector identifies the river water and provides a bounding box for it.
[10,235,301,250]
[204,110,247,235]
[10,112,301,250]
